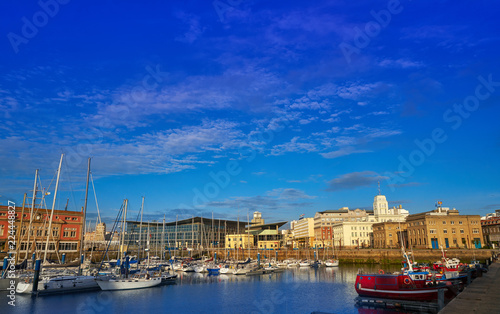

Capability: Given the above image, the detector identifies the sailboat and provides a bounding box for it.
[325,234,339,267]
[17,157,100,295]
[97,215,162,290]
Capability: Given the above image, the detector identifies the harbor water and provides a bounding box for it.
[5,264,405,314]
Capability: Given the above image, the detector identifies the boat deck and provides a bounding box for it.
[439,260,500,314]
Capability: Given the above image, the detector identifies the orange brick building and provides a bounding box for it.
[0,204,84,262]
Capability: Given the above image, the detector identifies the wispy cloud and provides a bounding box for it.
[205,188,316,212]
[387,182,425,189]
[326,171,388,192]
[378,58,424,69]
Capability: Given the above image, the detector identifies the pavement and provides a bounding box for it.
[439,260,500,313]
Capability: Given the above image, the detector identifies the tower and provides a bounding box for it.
[373,194,389,216]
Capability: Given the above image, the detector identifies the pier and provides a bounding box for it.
[439,260,500,313]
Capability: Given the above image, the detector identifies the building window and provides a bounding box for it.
[430,229,436,234]
[442,221,446,225]
[59,242,78,251]
[459,221,463,225]
[450,221,455,225]
[473,228,479,234]
[443,229,448,234]
[460,229,464,234]
[452,228,456,234]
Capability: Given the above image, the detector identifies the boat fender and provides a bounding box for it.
[403,277,411,285]
[379,269,384,274]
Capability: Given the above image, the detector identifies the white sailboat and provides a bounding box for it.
[97,274,161,290]
[17,158,101,295]
[97,215,162,290]
[325,233,339,267]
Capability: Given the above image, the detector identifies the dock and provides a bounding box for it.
[439,261,500,313]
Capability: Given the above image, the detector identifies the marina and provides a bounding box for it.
[2,253,499,313]
[2,264,386,314]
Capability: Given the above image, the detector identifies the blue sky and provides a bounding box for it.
[1,0,499,226]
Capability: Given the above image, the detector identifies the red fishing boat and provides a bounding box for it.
[355,249,458,301]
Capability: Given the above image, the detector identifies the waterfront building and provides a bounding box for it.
[250,221,286,249]
[332,221,374,249]
[225,233,254,249]
[225,214,286,250]
[251,211,265,225]
[373,194,409,223]
[293,218,315,248]
[84,222,106,242]
[406,204,483,249]
[313,207,373,248]
[282,229,294,248]
[0,204,84,262]
[481,216,500,249]
[373,221,407,249]
[125,217,246,256]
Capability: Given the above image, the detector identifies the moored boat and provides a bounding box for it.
[97,274,161,291]
[355,247,458,302]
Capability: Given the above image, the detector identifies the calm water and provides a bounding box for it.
[4,264,406,314]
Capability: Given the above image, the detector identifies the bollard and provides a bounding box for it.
[438,289,444,311]
[125,256,130,278]
[61,253,66,264]
[32,259,42,294]
[2,257,8,277]
[467,269,472,286]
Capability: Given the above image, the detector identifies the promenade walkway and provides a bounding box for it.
[440,261,500,313]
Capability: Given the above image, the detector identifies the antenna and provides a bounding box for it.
[378,181,381,195]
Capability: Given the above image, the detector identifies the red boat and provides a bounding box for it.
[355,248,458,302]
[355,271,457,301]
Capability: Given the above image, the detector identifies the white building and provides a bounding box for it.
[293,218,314,248]
[373,194,409,223]
[332,221,374,248]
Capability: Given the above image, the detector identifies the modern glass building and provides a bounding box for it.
[125,217,247,256]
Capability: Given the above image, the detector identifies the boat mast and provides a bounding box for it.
[15,193,27,264]
[44,153,63,264]
[137,196,144,268]
[78,157,91,275]
[25,169,38,260]
[236,214,239,261]
[161,214,165,262]
[217,218,221,259]
[191,216,194,255]
[211,212,214,256]
[120,199,128,261]
[146,222,150,269]
[247,210,250,260]
[174,215,178,257]
[201,216,204,255]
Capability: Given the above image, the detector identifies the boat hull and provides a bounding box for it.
[355,273,456,302]
[97,277,161,290]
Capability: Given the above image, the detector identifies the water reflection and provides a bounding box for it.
[10,264,406,314]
